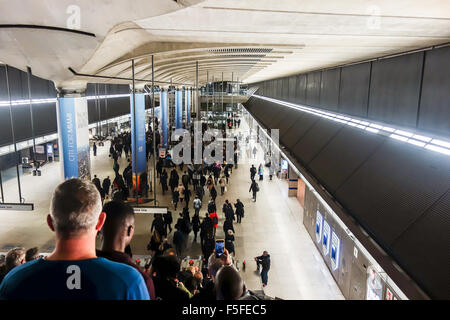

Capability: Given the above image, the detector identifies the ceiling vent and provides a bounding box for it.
[209,48,273,54]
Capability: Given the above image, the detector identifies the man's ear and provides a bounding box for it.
[47,214,55,232]
[127,225,134,237]
[96,212,106,231]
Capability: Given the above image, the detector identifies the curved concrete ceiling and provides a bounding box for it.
[1,0,450,90]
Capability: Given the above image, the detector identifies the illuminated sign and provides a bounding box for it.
[315,211,323,243]
[322,220,330,256]
[331,231,340,270]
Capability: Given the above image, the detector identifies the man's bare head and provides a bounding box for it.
[49,178,102,239]
[215,266,245,300]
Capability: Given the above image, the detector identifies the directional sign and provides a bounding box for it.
[0,203,34,211]
[133,206,168,214]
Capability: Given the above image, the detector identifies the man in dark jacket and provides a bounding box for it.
[151,214,167,238]
[173,226,185,257]
[250,165,257,181]
[222,200,234,222]
[97,200,156,300]
[207,200,216,214]
[223,218,235,235]
[150,255,189,301]
[163,211,173,233]
[181,171,190,189]
[234,199,244,223]
[249,180,258,202]
[102,176,111,198]
[200,213,213,254]
[255,251,271,287]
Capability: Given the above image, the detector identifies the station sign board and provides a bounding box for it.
[132,206,168,214]
[0,203,34,211]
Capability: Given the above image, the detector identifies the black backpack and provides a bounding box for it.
[212,214,218,225]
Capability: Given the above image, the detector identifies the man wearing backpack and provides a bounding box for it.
[249,180,259,202]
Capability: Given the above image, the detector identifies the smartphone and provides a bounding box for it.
[215,239,225,258]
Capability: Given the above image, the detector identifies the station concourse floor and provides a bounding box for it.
[0,117,344,300]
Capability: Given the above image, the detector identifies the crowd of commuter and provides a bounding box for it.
[0,114,272,300]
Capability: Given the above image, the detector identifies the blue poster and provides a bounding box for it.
[160,91,168,148]
[130,93,147,174]
[58,97,78,179]
[185,89,191,127]
[175,90,183,129]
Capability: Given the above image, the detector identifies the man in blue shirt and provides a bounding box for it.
[0,178,150,300]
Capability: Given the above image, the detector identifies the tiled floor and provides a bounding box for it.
[0,116,344,300]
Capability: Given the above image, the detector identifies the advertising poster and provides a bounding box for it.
[75,97,91,180]
[130,93,147,175]
[322,220,331,256]
[175,90,183,129]
[160,91,168,148]
[185,89,191,127]
[315,211,323,243]
[331,231,340,270]
[57,97,78,179]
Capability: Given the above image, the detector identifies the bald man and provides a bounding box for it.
[215,266,246,300]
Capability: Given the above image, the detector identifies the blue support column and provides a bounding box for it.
[160,90,168,148]
[185,88,191,128]
[175,89,183,129]
[130,92,147,176]
[56,94,91,180]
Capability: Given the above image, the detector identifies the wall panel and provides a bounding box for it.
[368,52,424,127]
[418,46,450,136]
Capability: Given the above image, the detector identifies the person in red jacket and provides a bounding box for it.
[209,211,219,236]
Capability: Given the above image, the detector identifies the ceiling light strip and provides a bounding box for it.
[253,94,450,157]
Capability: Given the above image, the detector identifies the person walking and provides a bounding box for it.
[169,173,179,194]
[195,184,205,203]
[163,211,173,234]
[200,174,206,189]
[219,176,226,196]
[210,185,217,202]
[250,165,256,181]
[224,165,230,184]
[160,169,168,195]
[269,165,274,181]
[173,226,185,257]
[234,199,244,223]
[172,187,180,210]
[207,199,216,214]
[249,180,259,202]
[184,187,192,208]
[192,213,201,242]
[102,176,111,198]
[178,183,185,204]
[193,196,202,216]
[258,164,264,181]
[93,142,97,156]
[225,230,235,256]
[255,251,271,287]
[156,158,163,178]
[223,217,234,235]
[252,146,257,159]
[209,210,219,237]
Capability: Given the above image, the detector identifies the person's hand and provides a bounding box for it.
[219,248,232,266]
